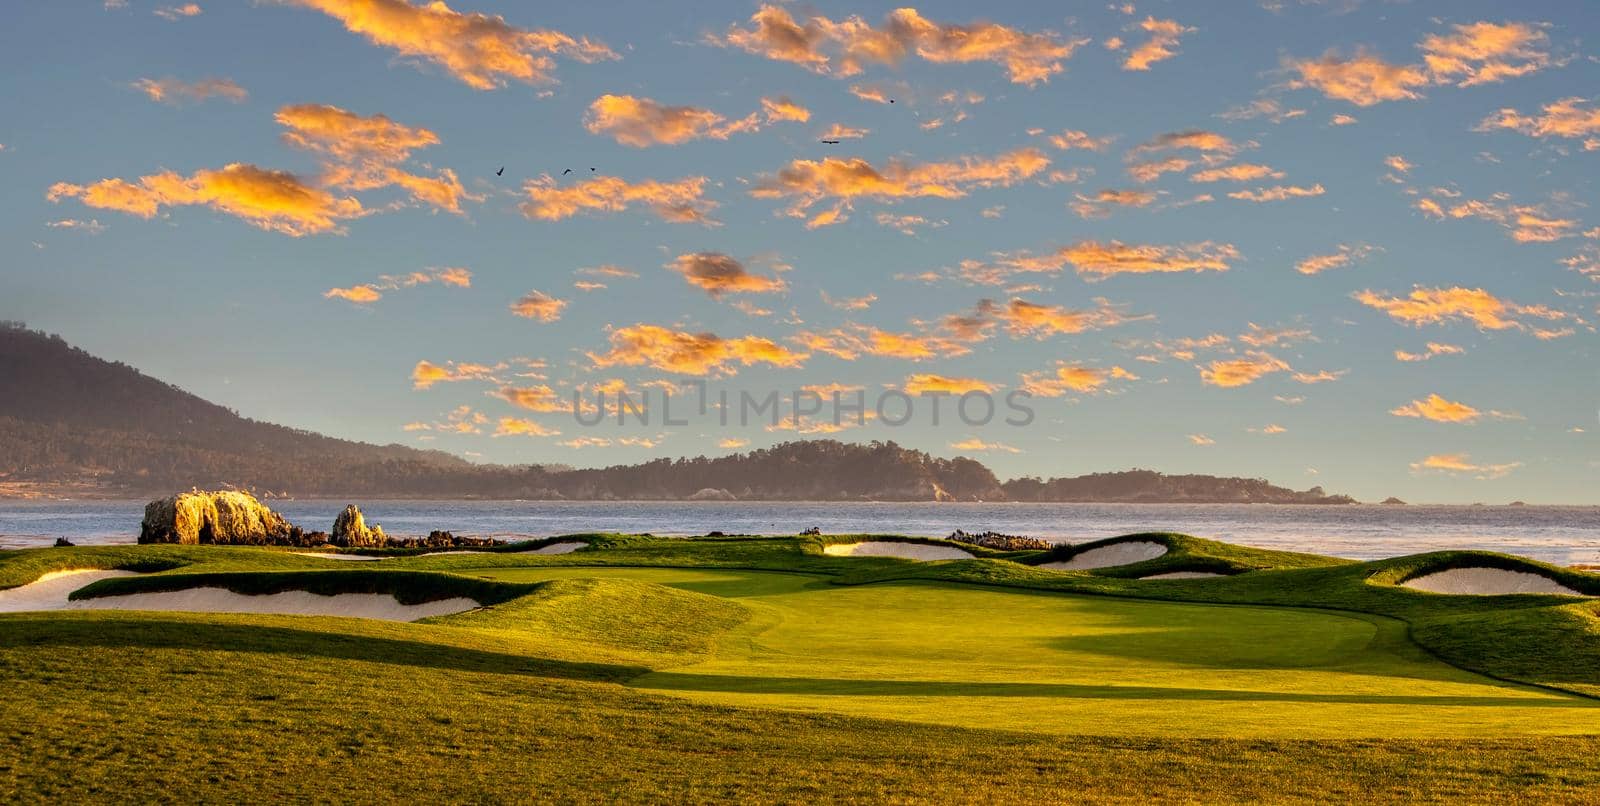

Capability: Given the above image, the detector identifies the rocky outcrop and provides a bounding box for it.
[139,490,299,545]
[330,504,385,548]
[948,530,1052,551]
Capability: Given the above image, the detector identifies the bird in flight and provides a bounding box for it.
[820,139,840,145]
[562,168,573,175]
[495,166,504,176]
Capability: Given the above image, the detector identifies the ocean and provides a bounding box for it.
[2,500,1598,564]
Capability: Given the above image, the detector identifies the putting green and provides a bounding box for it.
[470,566,1600,739]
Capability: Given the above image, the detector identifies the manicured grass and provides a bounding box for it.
[1,534,1598,801]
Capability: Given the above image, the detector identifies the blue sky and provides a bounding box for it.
[2,1,1597,502]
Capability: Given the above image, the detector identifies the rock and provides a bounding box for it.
[1381,497,1408,505]
[139,490,298,545]
[799,527,821,536]
[688,487,737,501]
[53,537,74,547]
[330,504,386,548]
[947,529,1052,551]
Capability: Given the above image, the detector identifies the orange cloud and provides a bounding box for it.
[1227,184,1326,202]
[1190,163,1284,183]
[1355,286,1566,331]
[47,163,364,236]
[718,438,750,449]
[990,240,1239,280]
[1417,193,1577,243]
[750,148,1050,228]
[1478,97,1600,143]
[820,291,876,311]
[285,0,616,89]
[1129,130,1241,157]
[1391,394,1481,423]
[1410,453,1521,479]
[1395,342,1464,362]
[710,5,1087,85]
[520,175,717,225]
[153,4,201,21]
[820,123,870,141]
[133,77,247,105]
[1047,129,1116,151]
[1126,157,1192,183]
[491,385,570,413]
[584,94,772,147]
[904,374,994,395]
[1296,243,1378,275]
[1069,188,1158,219]
[1286,48,1430,106]
[1287,22,1552,106]
[276,103,476,214]
[874,213,947,235]
[1020,364,1136,396]
[324,266,471,304]
[509,290,567,322]
[493,417,560,437]
[1199,352,1289,387]
[1188,434,1215,446]
[978,297,1138,339]
[1122,16,1192,71]
[590,324,808,376]
[668,252,787,297]
[949,438,1020,454]
[793,325,970,361]
[761,96,811,123]
[411,359,502,389]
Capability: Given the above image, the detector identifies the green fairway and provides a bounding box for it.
[470,566,1596,738]
[2,534,1598,802]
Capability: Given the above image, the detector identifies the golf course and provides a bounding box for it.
[2,532,1598,802]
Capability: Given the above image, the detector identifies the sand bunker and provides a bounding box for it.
[1139,571,1226,580]
[823,542,974,561]
[0,568,478,621]
[1402,567,1591,597]
[291,552,383,561]
[0,569,140,612]
[1040,541,1168,570]
[523,541,588,555]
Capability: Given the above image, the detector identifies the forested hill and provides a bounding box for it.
[0,324,1354,503]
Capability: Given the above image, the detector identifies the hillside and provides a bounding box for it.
[0,324,1353,503]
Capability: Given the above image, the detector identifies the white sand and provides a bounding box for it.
[523,541,588,555]
[75,589,480,621]
[823,542,974,561]
[0,569,139,612]
[291,552,384,561]
[1139,571,1226,580]
[1402,567,1591,597]
[0,568,479,621]
[1039,541,1168,570]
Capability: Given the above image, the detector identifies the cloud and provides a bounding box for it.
[1391,393,1481,423]
[411,359,502,389]
[1330,114,1358,126]
[493,417,559,437]
[577,264,639,280]
[324,267,471,304]
[1238,323,1314,348]
[520,175,717,225]
[1477,97,1600,144]
[761,96,811,123]
[509,290,567,322]
[275,103,476,214]
[820,123,870,140]
[1286,22,1553,106]
[1415,193,1577,243]
[1354,286,1566,331]
[1199,352,1289,387]
[1217,99,1306,124]
[794,325,971,361]
[154,4,201,21]
[48,163,364,236]
[950,438,1020,453]
[1395,342,1464,362]
[668,252,787,297]
[949,297,1139,340]
[1291,369,1347,384]
[1296,243,1377,275]
[750,148,1049,228]
[133,77,247,105]
[875,213,948,235]
[820,291,876,310]
[1410,453,1521,479]
[1020,364,1136,396]
[1069,188,1158,219]
[718,438,750,449]
[584,94,781,147]
[590,324,808,376]
[710,5,1088,85]
[1129,130,1242,158]
[284,0,616,90]
[1188,434,1215,446]
[1249,424,1287,435]
[1046,129,1116,151]
[1190,163,1284,183]
[1126,157,1192,183]
[904,374,994,395]
[44,219,106,235]
[491,385,569,413]
[981,240,1239,281]
[1122,16,1193,71]
[1227,184,1325,202]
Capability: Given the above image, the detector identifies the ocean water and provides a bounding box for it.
[2,500,1598,564]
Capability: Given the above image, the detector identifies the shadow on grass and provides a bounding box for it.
[0,613,644,683]
[631,672,1593,708]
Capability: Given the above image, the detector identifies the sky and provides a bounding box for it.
[2,1,1598,503]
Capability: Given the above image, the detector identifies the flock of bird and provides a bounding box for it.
[497,98,896,179]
